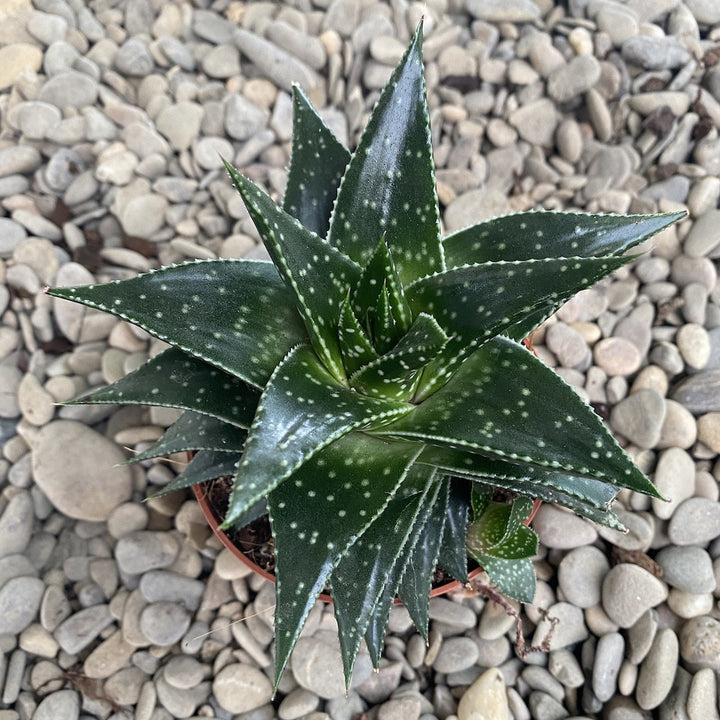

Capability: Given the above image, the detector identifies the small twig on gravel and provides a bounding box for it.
[467,576,559,659]
[36,670,130,716]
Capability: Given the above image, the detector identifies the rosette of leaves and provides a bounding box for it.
[49,25,683,690]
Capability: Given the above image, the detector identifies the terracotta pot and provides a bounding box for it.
[193,482,542,604]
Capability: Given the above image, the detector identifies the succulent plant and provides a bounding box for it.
[49,25,682,690]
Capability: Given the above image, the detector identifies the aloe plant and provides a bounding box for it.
[49,25,683,689]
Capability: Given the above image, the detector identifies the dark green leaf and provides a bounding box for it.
[337,292,378,376]
[131,411,246,462]
[503,496,536,544]
[69,347,258,428]
[437,480,470,582]
[225,161,361,381]
[371,283,399,354]
[419,445,618,511]
[443,211,686,267]
[471,484,493,519]
[327,24,443,285]
[224,345,412,526]
[377,336,661,498]
[407,254,631,401]
[421,447,624,529]
[349,313,447,400]
[396,479,449,640]
[49,260,306,390]
[351,238,411,334]
[268,433,421,690]
[329,466,435,679]
[466,553,536,603]
[468,502,532,553]
[150,450,240,498]
[467,504,539,602]
[362,473,440,667]
[283,86,351,238]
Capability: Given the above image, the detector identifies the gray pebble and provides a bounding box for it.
[201,44,241,79]
[0,218,27,258]
[0,174,30,197]
[38,70,98,108]
[672,255,717,292]
[684,209,720,257]
[532,602,588,650]
[527,690,566,720]
[557,546,609,609]
[548,649,584,689]
[686,667,718,719]
[592,632,625,702]
[377,696,422,720]
[115,38,154,77]
[533,504,598,549]
[636,629,679,709]
[139,601,191,646]
[156,101,204,151]
[27,11,68,46]
[478,596,517,640]
[657,398,697,449]
[676,323,711,369]
[193,136,234,170]
[155,670,210,717]
[12,208,62,241]
[0,491,33,558]
[467,0,541,22]
[139,570,204,611]
[585,146,632,198]
[545,322,590,368]
[119,194,168,239]
[671,370,720,412]
[547,55,601,103]
[429,598,477,629]
[609,389,666,449]
[278,687,320,720]
[16,100,62,140]
[594,337,642,376]
[162,655,206,690]
[0,576,44,635]
[157,36,196,71]
[212,662,274,714]
[622,36,690,70]
[602,565,667,628]
[33,690,79,720]
[433,637,479,673]
[521,665,564,702]
[115,531,179,575]
[224,93,269,141]
[193,9,237,45]
[233,28,323,102]
[267,21,327,71]
[555,118,583,163]
[682,283,707,325]
[627,609,658,665]
[0,145,42,178]
[54,604,113,654]
[651,447,695,520]
[292,632,372,698]
[355,661,403,703]
[668,498,720,545]
[508,98,557,147]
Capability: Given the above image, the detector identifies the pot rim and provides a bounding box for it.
[193,482,541,604]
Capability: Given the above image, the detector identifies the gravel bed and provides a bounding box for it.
[1,1,720,719]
